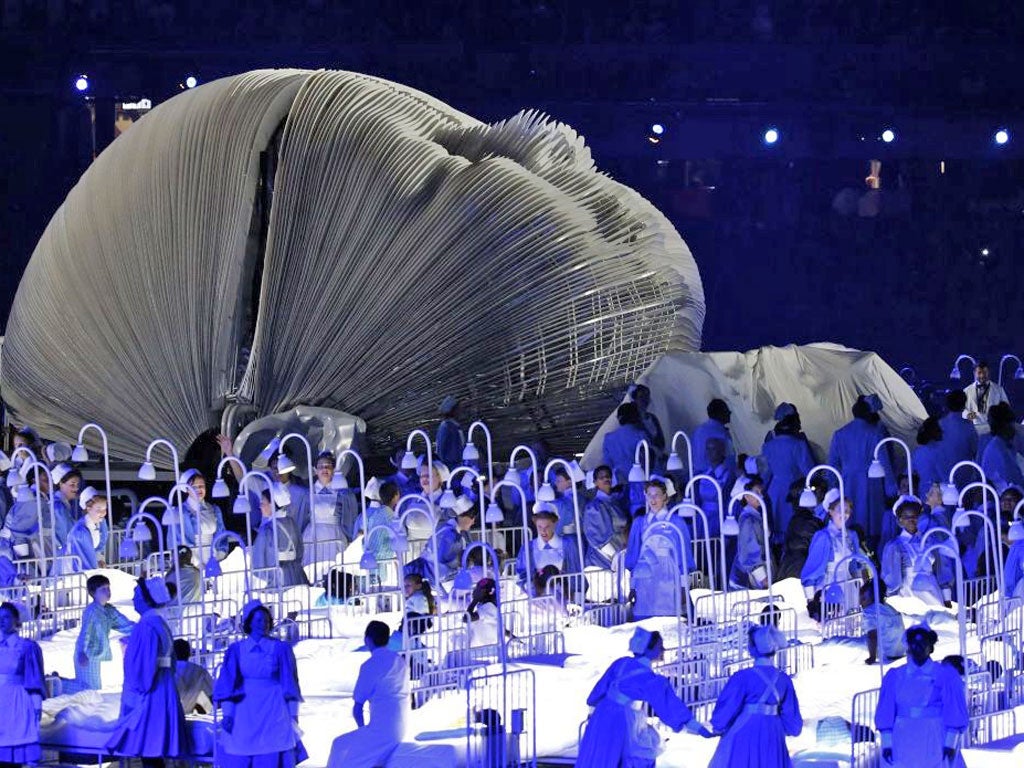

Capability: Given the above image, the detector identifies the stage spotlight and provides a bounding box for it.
[763,127,779,145]
[185,76,198,89]
[995,128,1010,146]
[651,123,664,136]
[881,129,895,143]
[74,75,89,92]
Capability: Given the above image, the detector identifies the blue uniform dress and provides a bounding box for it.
[827,418,895,538]
[171,500,226,566]
[709,659,802,768]
[730,505,769,590]
[363,503,397,572]
[625,509,696,619]
[252,515,308,587]
[692,419,736,476]
[107,610,189,758]
[582,491,629,568]
[1004,541,1024,599]
[980,435,1024,492]
[875,658,968,768]
[761,434,814,541]
[403,518,469,584]
[602,423,648,490]
[69,601,135,691]
[880,531,945,605]
[50,492,76,550]
[435,417,465,470]
[214,636,307,768]
[800,522,863,600]
[576,655,696,768]
[2,498,43,560]
[912,443,947,499]
[0,632,45,765]
[693,463,733,539]
[937,413,978,477]
[60,517,109,571]
[514,534,583,593]
[303,482,352,567]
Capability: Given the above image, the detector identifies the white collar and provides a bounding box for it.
[314,481,333,493]
[535,534,562,549]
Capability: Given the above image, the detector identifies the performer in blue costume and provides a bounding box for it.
[625,478,696,619]
[708,625,803,767]
[107,577,189,767]
[827,394,895,540]
[215,600,307,768]
[761,407,814,542]
[875,624,968,768]
[582,465,629,568]
[576,627,710,767]
[514,507,583,594]
[68,574,135,692]
[59,487,109,571]
[0,601,46,767]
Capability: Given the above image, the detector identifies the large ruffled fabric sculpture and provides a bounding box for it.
[2,69,704,461]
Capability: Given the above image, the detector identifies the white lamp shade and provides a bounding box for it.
[941,484,960,507]
[678,505,695,518]
[276,454,296,475]
[568,460,586,484]
[485,502,504,524]
[665,452,683,472]
[1015,366,1024,380]
[462,443,480,462]
[453,568,474,591]
[722,513,740,536]
[232,495,251,516]
[363,477,381,501]
[867,460,885,479]
[119,539,138,559]
[951,508,969,530]
[438,489,457,509]
[503,466,519,484]
[161,507,181,526]
[536,483,556,502]
[330,471,348,490]
[131,525,152,543]
[138,461,156,481]
[71,444,89,462]
[359,551,377,571]
[393,533,410,555]
[259,437,281,462]
[211,478,230,498]
[949,367,961,380]
[400,451,418,470]
[628,463,646,483]
[799,488,818,508]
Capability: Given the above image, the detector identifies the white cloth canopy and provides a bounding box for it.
[582,343,929,467]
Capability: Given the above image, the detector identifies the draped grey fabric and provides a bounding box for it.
[2,69,704,462]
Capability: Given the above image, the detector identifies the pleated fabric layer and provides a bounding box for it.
[2,69,704,460]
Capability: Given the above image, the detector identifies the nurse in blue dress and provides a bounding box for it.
[215,600,307,767]
[577,627,710,767]
[708,625,803,767]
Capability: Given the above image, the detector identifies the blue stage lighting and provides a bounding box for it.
[995,128,1010,146]
[651,123,664,135]
[74,75,89,92]
[763,127,779,145]
[185,76,198,89]
[881,129,895,143]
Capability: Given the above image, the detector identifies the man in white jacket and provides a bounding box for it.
[963,361,1010,428]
